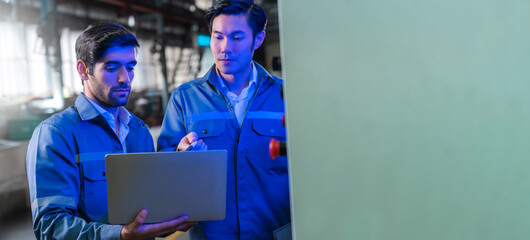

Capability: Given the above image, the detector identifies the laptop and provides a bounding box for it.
[105,150,227,224]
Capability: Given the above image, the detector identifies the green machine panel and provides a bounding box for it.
[279,1,530,239]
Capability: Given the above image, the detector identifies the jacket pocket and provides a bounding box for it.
[252,119,286,138]
[190,119,226,138]
[79,152,108,214]
[251,118,289,172]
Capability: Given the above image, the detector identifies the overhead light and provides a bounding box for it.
[128,15,135,27]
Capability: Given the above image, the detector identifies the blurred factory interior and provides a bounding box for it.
[0,0,281,239]
[4,0,530,239]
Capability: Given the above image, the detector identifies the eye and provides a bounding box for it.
[105,66,118,72]
[213,34,223,40]
[127,66,136,71]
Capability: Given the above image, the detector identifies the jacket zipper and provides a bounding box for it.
[232,78,266,238]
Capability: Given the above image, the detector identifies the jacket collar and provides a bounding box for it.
[75,92,144,127]
[204,61,279,87]
[75,93,102,121]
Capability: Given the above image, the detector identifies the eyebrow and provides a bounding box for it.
[213,30,246,35]
[104,60,137,65]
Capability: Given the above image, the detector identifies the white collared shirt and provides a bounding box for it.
[216,63,258,126]
[85,97,133,153]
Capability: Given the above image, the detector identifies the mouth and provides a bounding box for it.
[218,59,235,62]
[113,88,130,94]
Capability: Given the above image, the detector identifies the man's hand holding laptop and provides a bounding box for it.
[121,207,198,240]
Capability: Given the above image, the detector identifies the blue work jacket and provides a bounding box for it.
[26,93,155,239]
[158,62,291,240]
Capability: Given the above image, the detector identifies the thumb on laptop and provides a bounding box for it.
[133,209,147,228]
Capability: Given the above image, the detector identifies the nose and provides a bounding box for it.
[219,38,232,54]
[117,66,132,85]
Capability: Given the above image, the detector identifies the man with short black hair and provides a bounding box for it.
[158,1,291,239]
[27,22,195,240]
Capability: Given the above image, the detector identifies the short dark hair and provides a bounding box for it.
[206,0,267,37]
[75,22,139,75]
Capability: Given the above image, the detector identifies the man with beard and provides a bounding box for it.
[26,22,195,240]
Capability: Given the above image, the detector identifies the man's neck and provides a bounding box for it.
[98,104,121,135]
[97,102,119,120]
[218,63,252,96]
[85,94,119,120]
[84,94,121,135]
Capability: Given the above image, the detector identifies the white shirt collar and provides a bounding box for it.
[216,62,258,95]
[84,96,133,129]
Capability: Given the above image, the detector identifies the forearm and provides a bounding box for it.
[33,209,122,240]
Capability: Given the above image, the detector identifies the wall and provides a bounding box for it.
[279,1,530,239]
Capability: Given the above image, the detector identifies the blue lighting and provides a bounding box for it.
[197,34,210,47]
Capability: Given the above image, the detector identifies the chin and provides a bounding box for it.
[110,98,129,107]
[217,66,240,75]
[117,100,129,107]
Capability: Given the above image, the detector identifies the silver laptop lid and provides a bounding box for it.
[105,150,227,224]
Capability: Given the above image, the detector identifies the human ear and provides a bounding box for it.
[76,60,89,81]
[253,31,266,50]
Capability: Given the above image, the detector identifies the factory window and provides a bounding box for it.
[0,22,47,99]
[0,21,203,105]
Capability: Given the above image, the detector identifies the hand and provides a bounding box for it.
[177,132,208,151]
[120,209,198,240]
